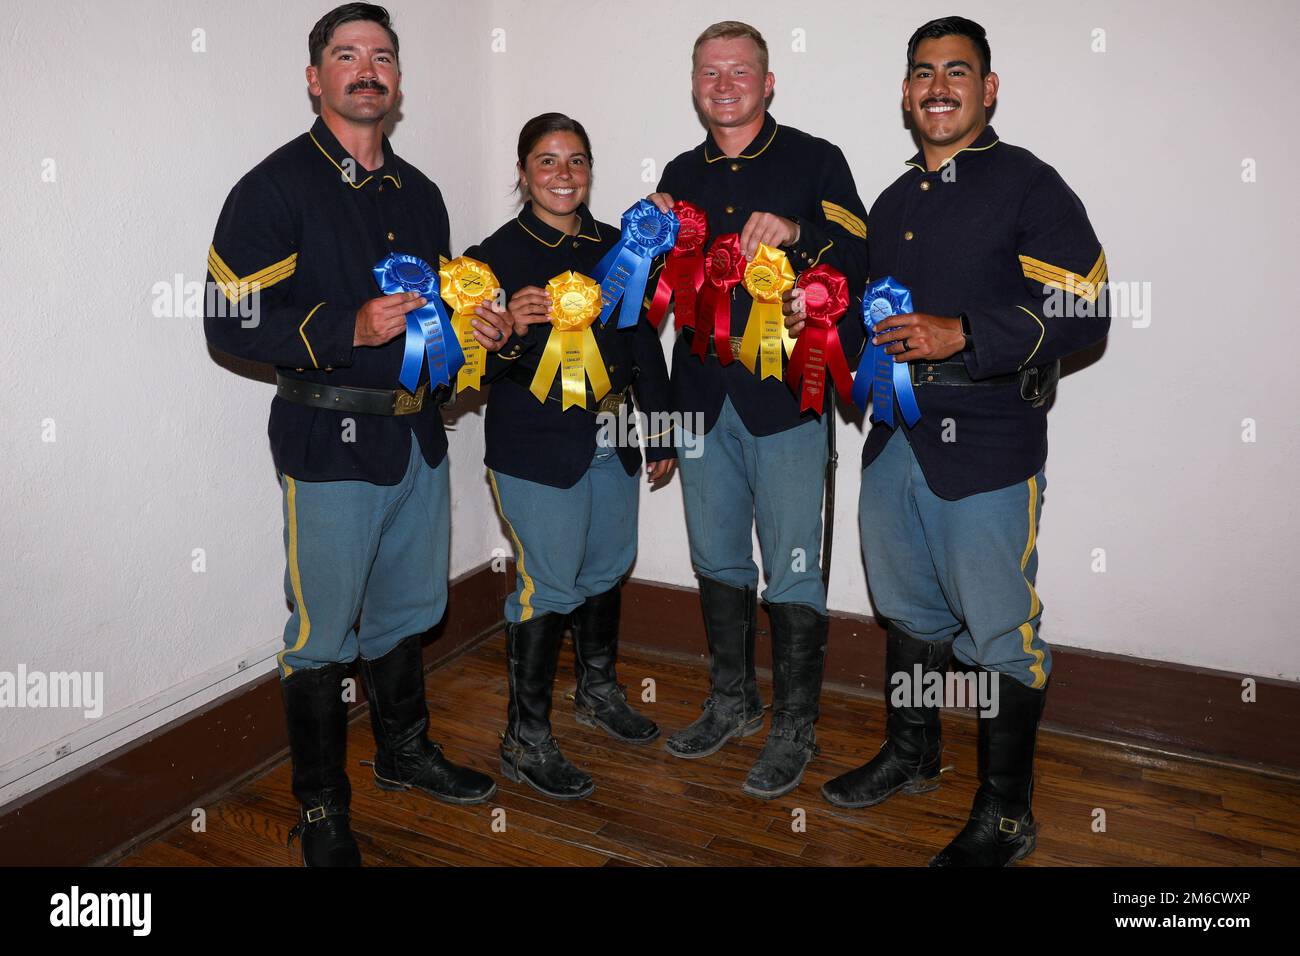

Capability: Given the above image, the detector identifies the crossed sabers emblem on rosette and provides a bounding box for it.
[373,252,500,394]
[528,271,612,411]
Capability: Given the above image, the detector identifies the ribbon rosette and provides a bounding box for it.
[646,200,708,331]
[784,264,854,414]
[739,243,796,381]
[373,253,462,393]
[529,271,613,411]
[692,233,746,365]
[851,276,921,426]
[593,199,679,329]
[439,256,500,393]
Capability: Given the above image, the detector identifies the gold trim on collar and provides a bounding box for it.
[905,138,1000,172]
[516,213,600,247]
[309,130,374,189]
[705,122,780,163]
[516,215,563,248]
[383,170,403,189]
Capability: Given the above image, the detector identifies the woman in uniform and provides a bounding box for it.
[465,113,677,800]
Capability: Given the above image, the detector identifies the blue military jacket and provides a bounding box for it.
[655,112,870,436]
[863,126,1111,499]
[205,117,451,483]
[467,202,675,489]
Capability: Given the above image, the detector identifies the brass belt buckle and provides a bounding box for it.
[596,390,626,415]
[393,383,426,415]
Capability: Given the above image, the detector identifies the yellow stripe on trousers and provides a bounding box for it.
[1018,476,1047,689]
[487,470,536,621]
[278,476,312,677]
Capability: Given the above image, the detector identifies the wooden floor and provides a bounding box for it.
[119,631,1300,867]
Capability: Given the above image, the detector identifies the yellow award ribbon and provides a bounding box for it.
[739,243,796,380]
[529,272,611,411]
[439,256,500,392]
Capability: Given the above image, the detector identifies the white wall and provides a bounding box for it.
[2,0,1296,808]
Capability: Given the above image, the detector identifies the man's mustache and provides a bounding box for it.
[347,79,389,94]
[921,97,960,108]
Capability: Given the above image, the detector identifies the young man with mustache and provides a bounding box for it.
[203,3,512,865]
[647,21,870,799]
[789,16,1110,865]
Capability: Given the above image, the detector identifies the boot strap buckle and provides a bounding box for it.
[305,805,327,824]
[998,816,1020,835]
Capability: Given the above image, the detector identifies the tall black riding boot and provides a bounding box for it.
[360,634,496,805]
[822,625,953,808]
[742,602,828,799]
[282,662,362,867]
[570,585,659,743]
[500,613,595,800]
[664,577,764,759]
[930,672,1048,867]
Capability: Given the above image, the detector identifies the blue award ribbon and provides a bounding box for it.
[851,276,921,427]
[593,200,679,329]
[373,253,463,393]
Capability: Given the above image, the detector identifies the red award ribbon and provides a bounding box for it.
[692,233,745,365]
[647,200,708,330]
[785,264,853,414]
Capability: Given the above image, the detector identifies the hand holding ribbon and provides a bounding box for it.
[852,276,922,426]
[692,233,745,365]
[594,199,679,329]
[784,264,853,414]
[374,253,462,393]
[738,243,797,381]
[439,256,500,392]
[646,200,708,330]
[529,271,612,411]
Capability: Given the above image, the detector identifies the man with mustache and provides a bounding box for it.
[204,3,511,865]
[648,21,869,799]
[790,16,1110,865]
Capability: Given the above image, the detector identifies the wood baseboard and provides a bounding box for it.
[0,561,511,867]
[620,578,1300,775]
[2,565,1293,866]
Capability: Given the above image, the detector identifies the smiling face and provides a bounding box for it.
[306,19,401,126]
[692,36,774,131]
[903,34,998,153]
[519,131,591,221]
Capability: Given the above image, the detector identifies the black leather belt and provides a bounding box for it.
[504,363,630,413]
[909,359,1061,406]
[910,361,1018,387]
[276,372,441,416]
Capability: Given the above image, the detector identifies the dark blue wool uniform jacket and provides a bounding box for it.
[205,117,451,483]
[864,126,1111,500]
[467,202,675,490]
[655,111,870,436]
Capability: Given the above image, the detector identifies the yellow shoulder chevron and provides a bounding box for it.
[208,245,297,301]
[821,200,867,240]
[1019,249,1107,303]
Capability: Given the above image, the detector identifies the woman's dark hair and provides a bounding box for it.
[309,3,399,67]
[906,16,991,77]
[514,112,593,200]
